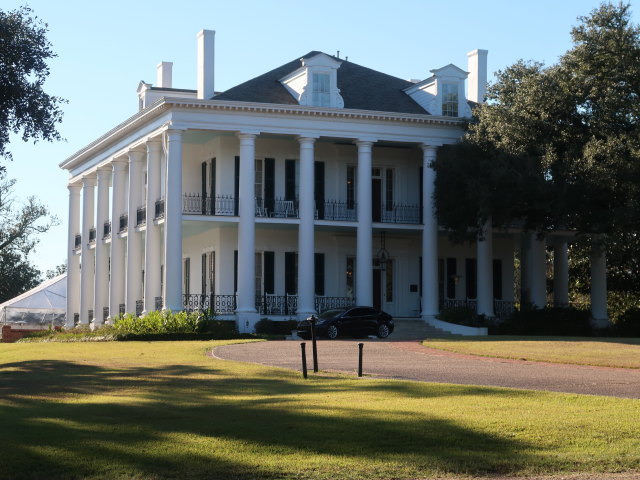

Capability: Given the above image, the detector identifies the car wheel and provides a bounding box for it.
[376,323,390,339]
[326,324,339,340]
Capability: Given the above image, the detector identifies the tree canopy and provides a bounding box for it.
[433,2,640,242]
[0,6,65,166]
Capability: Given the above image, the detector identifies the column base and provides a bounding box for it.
[235,311,259,334]
[420,313,438,323]
[590,316,610,330]
[296,309,316,321]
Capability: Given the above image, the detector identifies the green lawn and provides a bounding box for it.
[1,341,639,480]
[423,336,640,369]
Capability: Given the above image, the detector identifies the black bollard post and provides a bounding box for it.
[358,342,364,377]
[309,315,319,373]
[300,342,308,379]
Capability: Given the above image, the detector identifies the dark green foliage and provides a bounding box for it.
[437,307,482,327]
[254,318,298,335]
[0,6,65,165]
[494,307,592,336]
[613,307,640,337]
[0,249,40,303]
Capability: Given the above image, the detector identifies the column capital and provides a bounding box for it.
[82,174,96,187]
[166,128,185,137]
[112,158,128,171]
[68,183,82,193]
[297,136,317,146]
[96,166,111,180]
[128,146,146,161]
[236,132,257,142]
[355,139,375,149]
[146,137,163,152]
[421,143,440,154]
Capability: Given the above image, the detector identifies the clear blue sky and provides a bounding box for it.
[3,0,639,274]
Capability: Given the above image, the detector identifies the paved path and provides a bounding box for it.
[213,340,640,399]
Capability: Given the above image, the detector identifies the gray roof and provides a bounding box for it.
[212,51,430,115]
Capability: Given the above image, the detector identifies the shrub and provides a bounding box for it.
[437,307,477,327]
[111,310,202,336]
[613,307,640,337]
[494,306,592,336]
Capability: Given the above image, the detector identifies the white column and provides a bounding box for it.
[356,140,373,306]
[108,159,128,320]
[79,174,96,325]
[143,138,163,314]
[236,133,257,331]
[476,218,495,317]
[529,234,547,308]
[590,238,608,326]
[553,237,569,305]
[93,167,111,326]
[126,147,145,314]
[66,184,82,328]
[163,130,184,311]
[297,137,316,318]
[421,145,439,320]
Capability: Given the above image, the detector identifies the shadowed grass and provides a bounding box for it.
[0,341,639,479]
[423,336,640,368]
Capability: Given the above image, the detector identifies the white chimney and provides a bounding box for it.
[156,61,173,88]
[467,49,488,103]
[197,29,216,99]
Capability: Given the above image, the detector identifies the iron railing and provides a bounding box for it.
[255,197,299,218]
[73,313,79,326]
[155,296,163,311]
[136,206,146,226]
[88,309,94,321]
[135,300,143,316]
[183,294,237,314]
[255,294,298,316]
[182,194,236,216]
[118,303,125,315]
[119,214,128,233]
[103,221,111,239]
[380,203,421,224]
[315,296,355,313]
[103,307,109,321]
[74,234,81,249]
[441,299,478,310]
[88,228,96,243]
[319,200,357,221]
[155,199,165,219]
[494,300,516,318]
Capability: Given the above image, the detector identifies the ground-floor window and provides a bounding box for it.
[465,258,477,299]
[493,258,503,300]
[346,256,355,300]
[315,253,325,296]
[285,252,297,294]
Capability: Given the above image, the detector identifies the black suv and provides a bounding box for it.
[297,306,394,340]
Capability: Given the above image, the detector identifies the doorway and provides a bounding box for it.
[372,258,394,313]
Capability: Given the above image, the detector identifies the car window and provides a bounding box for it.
[318,309,345,320]
[348,308,367,317]
[362,308,378,316]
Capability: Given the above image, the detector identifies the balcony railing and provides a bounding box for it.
[103,221,111,239]
[88,309,94,321]
[135,300,143,317]
[155,199,165,219]
[183,294,237,314]
[183,194,236,216]
[315,296,355,313]
[319,200,357,221]
[118,303,125,316]
[88,228,96,244]
[255,294,298,316]
[119,214,128,233]
[136,206,146,226]
[155,296,163,311]
[379,203,421,224]
[255,197,299,218]
[74,234,81,249]
[103,307,109,321]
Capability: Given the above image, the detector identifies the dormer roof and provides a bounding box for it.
[212,51,430,115]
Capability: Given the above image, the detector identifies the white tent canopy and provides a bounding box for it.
[0,273,67,327]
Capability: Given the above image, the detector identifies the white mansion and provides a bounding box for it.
[61,30,608,333]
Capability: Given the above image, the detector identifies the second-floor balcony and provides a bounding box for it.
[183,194,236,216]
[377,203,421,225]
[136,206,146,226]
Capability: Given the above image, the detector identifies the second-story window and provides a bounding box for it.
[442,83,458,117]
[346,166,355,209]
[312,73,330,107]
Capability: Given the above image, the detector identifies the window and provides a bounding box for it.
[385,168,394,211]
[442,83,458,117]
[312,73,330,107]
[255,252,263,296]
[493,259,503,300]
[446,258,457,299]
[346,256,355,300]
[346,166,355,210]
[465,258,477,299]
[208,251,215,296]
[255,159,264,205]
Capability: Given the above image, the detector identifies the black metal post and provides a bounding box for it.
[358,342,364,377]
[309,315,318,373]
[300,342,308,379]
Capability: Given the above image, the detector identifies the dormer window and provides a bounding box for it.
[280,52,344,108]
[442,83,458,117]
[313,73,330,107]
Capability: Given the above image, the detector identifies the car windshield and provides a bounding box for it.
[318,309,346,320]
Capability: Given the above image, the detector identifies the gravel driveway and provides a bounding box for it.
[213,340,640,399]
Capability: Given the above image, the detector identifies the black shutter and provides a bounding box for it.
[264,251,275,294]
[285,160,296,201]
[285,252,297,294]
[234,156,240,216]
[419,256,422,296]
[210,158,216,214]
[265,158,275,214]
[465,258,477,299]
[201,253,207,295]
[315,161,325,219]
[233,250,238,294]
[493,259,503,300]
[184,258,191,296]
[446,258,457,299]
[438,258,444,305]
[201,162,207,214]
[419,166,423,219]
[315,253,325,296]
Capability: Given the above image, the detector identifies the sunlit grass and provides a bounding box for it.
[0,341,639,479]
[423,336,640,368]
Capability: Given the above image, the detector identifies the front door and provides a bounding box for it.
[373,259,394,313]
[373,268,382,310]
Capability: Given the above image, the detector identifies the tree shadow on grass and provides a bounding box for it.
[0,359,548,480]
